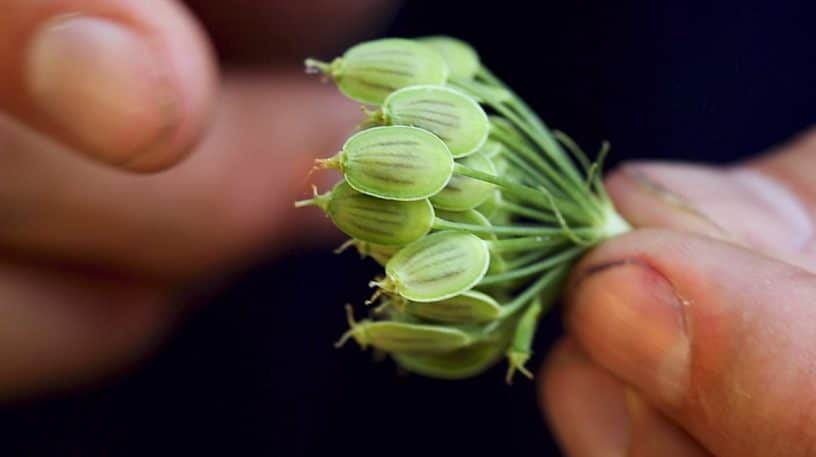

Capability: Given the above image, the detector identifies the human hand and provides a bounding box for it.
[541,127,816,456]
[0,0,395,399]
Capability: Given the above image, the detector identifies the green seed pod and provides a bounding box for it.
[433,208,506,274]
[434,209,495,241]
[393,317,514,379]
[489,115,524,140]
[338,239,402,265]
[305,38,449,105]
[475,189,501,219]
[392,341,505,380]
[430,152,496,211]
[489,210,513,227]
[477,139,504,159]
[417,36,480,80]
[380,231,490,302]
[319,126,454,201]
[298,180,434,245]
[380,85,489,158]
[487,251,508,275]
[403,290,502,324]
[489,152,510,176]
[505,298,543,383]
[337,306,474,354]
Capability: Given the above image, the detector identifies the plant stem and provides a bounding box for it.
[476,67,586,189]
[454,164,588,223]
[489,237,567,254]
[480,247,583,287]
[504,250,550,270]
[497,262,572,318]
[497,200,558,223]
[433,217,593,238]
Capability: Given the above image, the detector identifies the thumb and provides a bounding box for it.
[565,228,816,457]
[0,0,216,172]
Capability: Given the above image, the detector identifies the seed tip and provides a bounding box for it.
[314,153,342,171]
[333,239,356,255]
[364,287,384,306]
[335,304,364,349]
[304,58,330,74]
[505,351,534,385]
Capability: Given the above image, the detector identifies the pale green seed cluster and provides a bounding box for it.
[299,36,630,383]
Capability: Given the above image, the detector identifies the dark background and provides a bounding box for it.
[1,1,814,455]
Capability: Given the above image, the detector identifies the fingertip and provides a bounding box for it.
[539,338,629,457]
[11,1,218,172]
[564,233,693,405]
[117,2,218,172]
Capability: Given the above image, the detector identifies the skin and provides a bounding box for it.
[540,127,816,456]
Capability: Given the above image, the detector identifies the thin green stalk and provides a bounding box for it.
[500,148,576,205]
[590,141,613,207]
[497,200,558,223]
[490,105,586,204]
[497,262,573,318]
[457,77,603,221]
[489,236,567,254]
[433,218,594,238]
[553,130,592,174]
[454,164,589,224]
[489,118,599,218]
[491,128,567,192]
[480,247,584,287]
[476,66,586,188]
[504,250,549,270]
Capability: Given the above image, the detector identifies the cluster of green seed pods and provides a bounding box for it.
[298,36,630,382]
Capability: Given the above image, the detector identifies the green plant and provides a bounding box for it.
[298,36,630,383]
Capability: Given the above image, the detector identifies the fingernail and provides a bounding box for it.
[570,260,691,403]
[26,15,177,165]
[624,163,813,253]
[621,164,733,239]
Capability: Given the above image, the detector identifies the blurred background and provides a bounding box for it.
[1,0,814,455]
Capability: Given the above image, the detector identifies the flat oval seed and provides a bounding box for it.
[404,290,501,324]
[341,126,454,201]
[350,240,402,265]
[487,251,508,275]
[435,209,495,241]
[433,209,507,274]
[326,181,434,245]
[477,139,504,159]
[417,36,480,80]
[384,231,490,302]
[475,189,501,219]
[489,115,524,140]
[352,320,473,354]
[392,341,505,379]
[490,153,510,176]
[383,85,488,158]
[489,209,513,226]
[430,152,496,211]
[324,38,449,105]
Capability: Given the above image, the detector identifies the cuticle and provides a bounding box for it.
[575,256,690,336]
